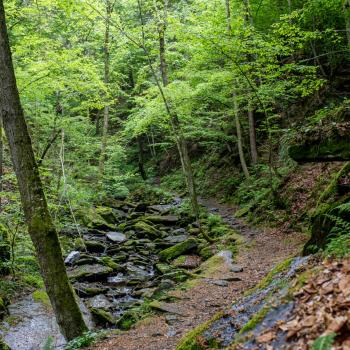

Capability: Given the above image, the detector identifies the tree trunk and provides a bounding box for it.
[0,1,88,340]
[226,0,250,177]
[155,0,200,218]
[248,107,258,165]
[344,0,350,46]
[137,136,147,180]
[234,95,250,179]
[99,0,112,178]
[0,116,3,211]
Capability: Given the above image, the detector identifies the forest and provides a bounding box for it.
[0,0,350,349]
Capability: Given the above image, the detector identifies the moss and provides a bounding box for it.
[90,308,116,325]
[23,274,44,288]
[172,255,187,266]
[133,221,160,238]
[116,310,138,330]
[0,338,9,350]
[245,257,293,296]
[33,290,51,308]
[239,306,270,333]
[198,246,213,260]
[175,311,224,350]
[98,256,121,270]
[77,208,115,230]
[159,238,198,261]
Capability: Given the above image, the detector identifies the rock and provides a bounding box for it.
[77,207,115,230]
[209,279,229,287]
[88,294,112,310]
[172,228,187,235]
[107,273,128,286]
[144,215,179,225]
[148,204,172,214]
[132,288,156,298]
[156,263,174,274]
[230,264,244,273]
[106,231,126,243]
[133,221,160,238]
[97,256,123,270]
[164,235,189,244]
[0,297,8,320]
[149,301,187,316]
[90,308,115,325]
[74,283,108,297]
[68,264,113,281]
[106,287,131,298]
[85,240,106,253]
[156,279,175,292]
[95,206,118,224]
[173,255,202,269]
[64,251,81,265]
[159,238,198,261]
[165,314,178,325]
[134,202,148,212]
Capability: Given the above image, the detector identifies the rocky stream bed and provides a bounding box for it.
[0,196,217,349]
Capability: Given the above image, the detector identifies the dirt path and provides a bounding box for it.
[89,199,306,350]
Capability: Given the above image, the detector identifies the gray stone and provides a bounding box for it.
[88,294,112,310]
[106,231,126,243]
[64,251,80,265]
[230,264,244,273]
[68,264,113,281]
[164,235,189,244]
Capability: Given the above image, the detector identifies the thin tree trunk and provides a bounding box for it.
[226,0,250,177]
[144,0,200,218]
[234,95,250,179]
[242,0,258,165]
[0,1,88,340]
[248,106,258,165]
[0,116,3,212]
[137,136,147,180]
[99,0,112,178]
[344,0,350,46]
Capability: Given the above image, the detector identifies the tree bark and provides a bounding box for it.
[0,1,88,340]
[234,95,250,179]
[137,136,147,180]
[226,0,250,177]
[344,0,350,46]
[248,106,258,165]
[99,0,113,178]
[151,0,200,218]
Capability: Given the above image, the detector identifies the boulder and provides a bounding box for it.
[164,235,189,244]
[144,215,179,225]
[77,208,115,230]
[85,240,106,253]
[74,283,108,297]
[88,294,112,310]
[159,238,198,261]
[106,231,126,243]
[68,264,113,282]
[133,221,160,238]
[149,301,187,316]
[90,308,115,325]
[64,251,81,265]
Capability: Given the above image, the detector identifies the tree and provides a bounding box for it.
[0,0,88,340]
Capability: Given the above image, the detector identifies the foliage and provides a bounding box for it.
[311,333,336,350]
[65,331,101,350]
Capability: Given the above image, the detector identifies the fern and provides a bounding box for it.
[311,333,336,350]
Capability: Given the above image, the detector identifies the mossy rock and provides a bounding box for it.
[289,133,350,163]
[143,215,179,225]
[159,238,198,261]
[95,206,118,224]
[90,308,116,325]
[198,246,213,260]
[68,264,113,282]
[98,256,122,270]
[133,220,160,238]
[77,208,115,230]
[32,290,51,308]
[175,311,224,350]
[116,310,138,330]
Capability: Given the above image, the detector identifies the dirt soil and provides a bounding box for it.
[89,199,307,350]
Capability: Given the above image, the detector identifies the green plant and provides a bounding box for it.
[311,333,336,350]
[65,331,99,350]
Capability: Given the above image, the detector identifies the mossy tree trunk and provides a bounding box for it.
[0,1,88,340]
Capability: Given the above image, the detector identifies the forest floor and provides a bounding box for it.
[89,198,307,350]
